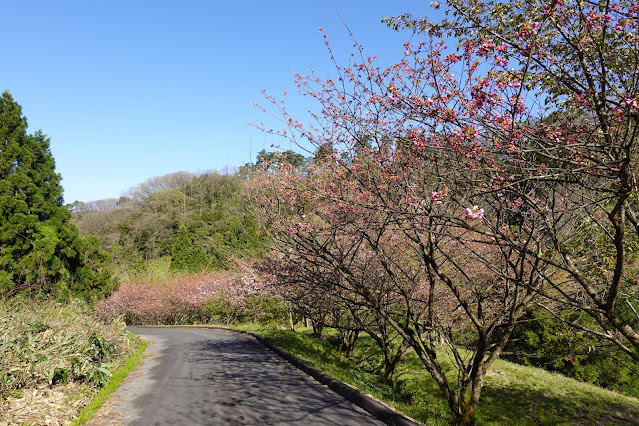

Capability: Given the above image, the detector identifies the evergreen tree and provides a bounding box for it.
[245,149,307,171]
[0,91,115,299]
[170,225,208,273]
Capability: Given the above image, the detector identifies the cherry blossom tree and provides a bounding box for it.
[384,0,639,361]
[251,1,639,423]
[98,262,273,325]
[258,238,410,375]
[250,153,539,423]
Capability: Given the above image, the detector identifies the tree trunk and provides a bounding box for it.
[455,409,476,426]
[383,338,410,380]
[339,329,359,355]
[288,310,295,331]
[455,393,477,426]
[311,320,324,338]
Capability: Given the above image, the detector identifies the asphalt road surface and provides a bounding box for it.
[92,327,387,425]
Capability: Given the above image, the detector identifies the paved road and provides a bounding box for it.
[92,327,386,425]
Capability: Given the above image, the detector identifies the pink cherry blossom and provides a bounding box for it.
[465,205,485,220]
[431,191,447,204]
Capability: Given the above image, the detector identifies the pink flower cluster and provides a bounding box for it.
[465,205,485,220]
[431,191,447,204]
[515,22,540,39]
[98,264,272,325]
[626,97,639,109]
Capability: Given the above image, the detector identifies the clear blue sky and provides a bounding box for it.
[3,1,437,203]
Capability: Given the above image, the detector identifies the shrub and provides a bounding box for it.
[503,308,639,398]
[98,262,285,325]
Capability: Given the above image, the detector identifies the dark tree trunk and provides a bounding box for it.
[339,329,360,355]
[383,338,410,380]
[311,320,324,338]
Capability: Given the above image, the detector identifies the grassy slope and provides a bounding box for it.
[236,325,639,425]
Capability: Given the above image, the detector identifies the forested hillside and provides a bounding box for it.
[71,170,263,277]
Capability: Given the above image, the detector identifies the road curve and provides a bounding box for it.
[90,327,387,425]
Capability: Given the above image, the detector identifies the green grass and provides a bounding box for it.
[71,338,147,425]
[235,325,639,425]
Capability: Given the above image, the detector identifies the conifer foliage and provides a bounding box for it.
[170,225,209,273]
[0,91,115,299]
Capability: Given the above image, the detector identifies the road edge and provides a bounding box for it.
[71,338,148,425]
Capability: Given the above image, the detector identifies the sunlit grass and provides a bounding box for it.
[237,325,639,425]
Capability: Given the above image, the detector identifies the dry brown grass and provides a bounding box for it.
[0,297,134,425]
[0,382,94,425]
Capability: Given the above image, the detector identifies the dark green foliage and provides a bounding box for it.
[170,225,209,272]
[0,91,116,300]
[503,308,639,397]
[68,235,119,301]
[217,215,262,253]
[244,148,308,171]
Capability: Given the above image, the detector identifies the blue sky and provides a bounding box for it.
[3,1,436,203]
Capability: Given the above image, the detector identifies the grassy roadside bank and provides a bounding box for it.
[0,298,137,424]
[71,339,147,425]
[236,325,639,425]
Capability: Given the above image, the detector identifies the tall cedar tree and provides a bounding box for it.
[0,91,115,299]
[170,225,209,273]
